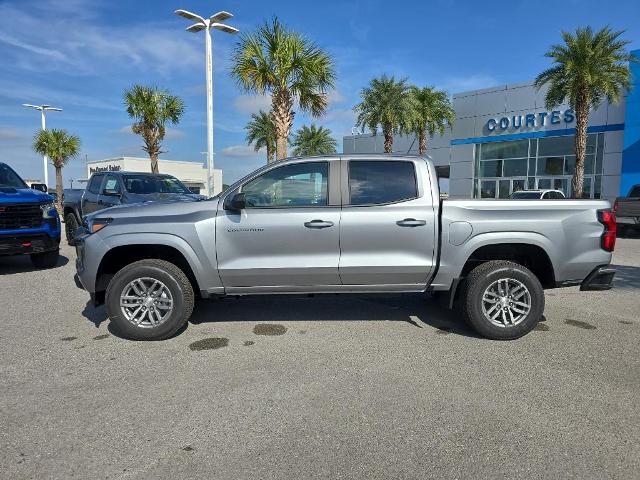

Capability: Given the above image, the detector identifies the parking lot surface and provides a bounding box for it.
[1,239,639,479]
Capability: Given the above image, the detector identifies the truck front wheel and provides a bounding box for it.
[461,260,544,340]
[64,213,79,246]
[105,259,195,340]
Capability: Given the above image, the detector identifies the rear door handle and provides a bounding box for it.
[304,219,334,229]
[396,218,426,227]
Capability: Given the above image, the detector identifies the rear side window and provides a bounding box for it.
[630,186,640,198]
[348,161,417,205]
[87,174,104,194]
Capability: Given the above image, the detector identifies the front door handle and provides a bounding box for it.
[304,219,334,229]
[396,218,427,227]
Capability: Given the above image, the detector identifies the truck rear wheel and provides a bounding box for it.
[105,259,194,340]
[461,260,544,340]
[64,213,79,246]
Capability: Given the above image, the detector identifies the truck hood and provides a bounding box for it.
[88,195,219,220]
[124,192,208,203]
[0,186,53,204]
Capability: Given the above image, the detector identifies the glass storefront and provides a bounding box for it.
[473,133,604,198]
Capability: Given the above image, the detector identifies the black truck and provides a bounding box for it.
[62,171,205,245]
[614,184,640,235]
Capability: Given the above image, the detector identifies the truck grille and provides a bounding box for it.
[0,204,43,230]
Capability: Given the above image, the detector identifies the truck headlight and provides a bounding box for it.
[87,217,112,234]
[40,202,57,219]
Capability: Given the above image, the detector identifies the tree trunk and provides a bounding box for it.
[266,144,273,164]
[383,125,393,153]
[573,92,589,199]
[55,164,63,212]
[272,90,294,160]
[418,128,427,155]
[150,153,159,174]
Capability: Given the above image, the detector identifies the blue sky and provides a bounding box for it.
[1,0,639,187]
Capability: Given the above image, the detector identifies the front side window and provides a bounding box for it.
[0,163,27,188]
[242,162,328,207]
[103,176,121,194]
[349,161,417,205]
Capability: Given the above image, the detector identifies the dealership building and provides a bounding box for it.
[86,157,222,196]
[343,50,639,200]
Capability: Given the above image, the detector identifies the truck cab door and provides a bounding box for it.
[215,159,341,292]
[82,173,105,216]
[338,158,438,288]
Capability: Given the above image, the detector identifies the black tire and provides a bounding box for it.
[30,250,60,269]
[460,260,544,340]
[105,259,195,341]
[64,212,79,246]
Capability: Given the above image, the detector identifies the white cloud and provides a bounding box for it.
[116,125,185,139]
[220,144,265,157]
[0,127,25,140]
[233,94,272,115]
[0,3,202,76]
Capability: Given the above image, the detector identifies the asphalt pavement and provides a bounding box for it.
[1,238,639,479]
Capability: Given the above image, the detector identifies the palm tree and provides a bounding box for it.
[231,17,335,160]
[354,75,414,153]
[245,110,276,163]
[124,85,184,173]
[33,129,80,210]
[409,86,455,155]
[290,124,337,156]
[535,26,636,198]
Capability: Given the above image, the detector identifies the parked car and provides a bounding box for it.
[614,184,640,234]
[63,171,205,245]
[0,162,60,268]
[74,155,616,341]
[509,189,566,199]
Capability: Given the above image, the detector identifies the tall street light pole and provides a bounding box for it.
[175,9,238,196]
[22,103,62,187]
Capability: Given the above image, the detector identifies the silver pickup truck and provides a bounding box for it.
[74,155,617,341]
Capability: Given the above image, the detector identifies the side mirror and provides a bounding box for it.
[102,189,121,197]
[31,183,48,193]
[225,192,246,211]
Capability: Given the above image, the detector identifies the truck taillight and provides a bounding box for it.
[597,209,616,252]
[613,199,619,212]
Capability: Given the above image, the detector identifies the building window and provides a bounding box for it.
[474,133,604,199]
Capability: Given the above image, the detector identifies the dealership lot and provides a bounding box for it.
[1,239,639,479]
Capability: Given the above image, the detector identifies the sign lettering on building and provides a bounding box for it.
[486,110,575,132]
[89,164,121,174]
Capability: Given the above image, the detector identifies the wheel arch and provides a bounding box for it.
[94,241,203,304]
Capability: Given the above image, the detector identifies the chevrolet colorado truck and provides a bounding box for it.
[74,155,616,341]
[0,162,60,268]
[63,171,205,245]
[614,184,640,234]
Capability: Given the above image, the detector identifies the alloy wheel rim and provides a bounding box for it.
[481,278,531,327]
[120,277,174,328]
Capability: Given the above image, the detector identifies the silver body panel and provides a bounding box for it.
[76,155,612,297]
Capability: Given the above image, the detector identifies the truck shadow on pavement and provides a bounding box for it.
[84,294,480,338]
[612,264,640,289]
[0,254,69,275]
[188,294,480,338]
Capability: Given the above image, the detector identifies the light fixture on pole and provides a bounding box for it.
[22,104,62,187]
[175,9,238,196]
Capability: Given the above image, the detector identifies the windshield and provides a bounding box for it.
[0,163,27,188]
[509,191,541,199]
[123,175,191,195]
